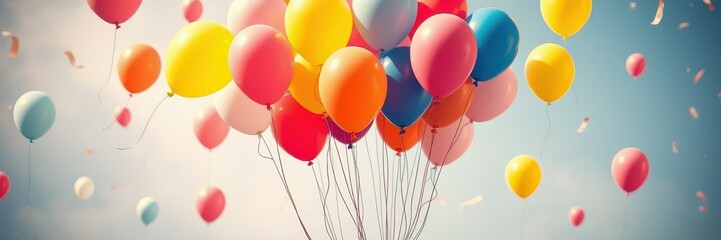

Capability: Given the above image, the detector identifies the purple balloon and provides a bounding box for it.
[328,119,372,146]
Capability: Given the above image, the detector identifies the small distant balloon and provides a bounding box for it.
[115,106,131,128]
[14,91,56,142]
[568,206,585,227]
[699,206,709,213]
[0,171,10,200]
[697,191,708,201]
[626,53,646,79]
[630,2,637,10]
[74,176,95,200]
[194,107,230,150]
[196,186,226,224]
[136,197,159,226]
[182,0,203,23]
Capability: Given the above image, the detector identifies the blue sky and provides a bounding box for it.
[0,0,719,239]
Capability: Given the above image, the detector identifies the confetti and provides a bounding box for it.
[630,2,637,10]
[1,31,19,58]
[704,0,715,11]
[678,22,690,30]
[672,141,679,153]
[689,106,699,119]
[697,191,708,201]
[84,147,94,155]
[577,117,590,133]
[651,0,665,25]
[699,206,708,213]
[435,195,447,206]
[459,194,484,213]
[694,69,705,84]
[63,51,84,69]
[718,91,721,99]
[686,67,691,73]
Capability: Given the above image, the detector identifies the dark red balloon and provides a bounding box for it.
[272,95,328,164]
[409,0,468,39]
[328,119,372,146]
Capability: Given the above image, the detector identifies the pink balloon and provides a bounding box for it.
[182,0,203,23]
[411,14,477,98]
[230,25,294,106]
[87,0,143,27]
[612,147,650,195]
[227,0,286,35]
[194,107,230,150]
[213,83,270,135]
[0,171,10,200]
[466,68,517,123]
[422,116,473,166]
[626,53,646,79]
[398,35,411,47]
[196,186,226,224]
[114,106,131,128]
[568,206,585,227]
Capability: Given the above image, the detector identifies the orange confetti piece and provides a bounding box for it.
[577,117,590,133]
[672,141,679,153]
[84,147,94,155]
[630,2,637,10]
[1,31,19,58]
[63,51,84,69]
[694,69,705,84]
[699,206,708,213]
[704,0,715,11]
[689,106,699,119]
[678,22,690,30]
[435,195,447,206]
[717,91,721,99]
[651,0,665,25]
[697,191,708,201]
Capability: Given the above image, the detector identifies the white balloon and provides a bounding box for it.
[213,83,271,135]
[73,176,95,200]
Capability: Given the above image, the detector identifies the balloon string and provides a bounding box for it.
[540,105,551,174]
[620,196,629,240]
[207,150,211,186]
[118,95,169,150]
[97,26,118,104]
[25,142,33,233]
[572,84,579,105]
[521,200,526,240]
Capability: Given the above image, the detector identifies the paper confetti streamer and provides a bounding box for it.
[630,2,637,10]
[651,0,665,25]
[694,69,705,84]
[672,141,679,153]
[1,31,19,58]
[435,195,447,206]
[458,194,484,213]
[689,106,699,119]
[699,206,709,213]
[697,191,708,201]
[63,51,84,69]
[577,117,590,133]
[678,22,690,30]
[704,0,715,11]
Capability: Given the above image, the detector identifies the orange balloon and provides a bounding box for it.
[422,79,474,129]
[376,114,423,154]
[118,44,161,94]
[288,54,325,114]
[319,46,387,134]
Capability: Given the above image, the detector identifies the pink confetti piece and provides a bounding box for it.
[1,31,19,58]
[694,69,705,84]
[697,191,708,201]
[84,147,94,155]
[704,0,715,11]
[651,0,665,25]
[699,206,709,213]
[630,2,637,10]
[678,22,690,29]
[63,51,84,69]
[672,141,679,153]
[577,117,590,133]
[689,106,699,119]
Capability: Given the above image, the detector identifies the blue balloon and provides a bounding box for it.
[137,197,159,226]
[13,91,56,142]
[353,0,417,52]
[380,47,432,130]
[467,8,520,82]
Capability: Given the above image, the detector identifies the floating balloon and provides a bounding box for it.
[411,14,477,98]
[196,186,226,224]
[505,155,541,199]
[569,206,585,227]
[182,0,203,23]
[272,95,328,164]
[319,47,387,134]
[422,80,473,129]
[285,0,353,65]
[540,0,592,41]
[381,47,432,129]
[86,0,143,27]
[525,43,575,104]
[422,116,473,166]
[14,91,56,142]
[227,0,286,35]
[118,43,161,95]
[410,0,468,39]
[0,171,10,200]
[213,83,270,135]
[466,68,517,123]
[626,53,646,79]
[352,0,417,51]
[230,25,294,106]
[466,8,519,82]
[288,54,325,114]
[377,114,423,154]
[114,106,131,128]
[347,9,380,56]
[166,21,233,98]
[136,197,159,226]
[612,147,650,195]
[74,176,95,200]
[194,107,230,150]
[328,119,372,146]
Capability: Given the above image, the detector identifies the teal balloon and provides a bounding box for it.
[13,91,56,142]
[467,8,520,82]
[137,197,159,226]
[352,0,417,51]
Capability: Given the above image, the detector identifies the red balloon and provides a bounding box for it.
[409,0,468,39]
[196,186,225,224]
[272,95,328,165]
[0,171,10,200]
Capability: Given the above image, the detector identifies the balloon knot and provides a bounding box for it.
[307,161,314,166]
[399,127,406,135]
[256,132,263,138]
[396,151,401,157]
[321,112,329,119]
[348,144,353,149]
[547,102,552,106]
[472,80,479,87]
[115,23,121,29]
[266,104,272,111]
[432,98,440,106]
[350,132,358,140]
[166,92,175,97]
[29,139,34,143]
[431,128,438,134]
[562,36,568,41]
[129,93,133,98]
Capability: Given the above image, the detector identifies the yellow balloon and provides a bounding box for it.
[285,0,352,65]
[540,0,592,41]
[525,43,574,104]
[288,54,325,114]
[166,21,233,98]
[505,155,542,199]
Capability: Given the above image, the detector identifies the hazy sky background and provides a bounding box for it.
[1,0,720,239]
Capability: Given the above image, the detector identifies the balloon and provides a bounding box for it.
[410,14,477,98]
[540,0,592,41]
[14,91,56,142]
[410,0,468,39]
[285,0,353,65]
[118,43,161,94]
[422,80,473,129]
[194,107,230,150]
[626,53,646,79]
[352,0,417,51]
[74,176,95,200]
[466,8,519,82]
[377,114,423,155]
[569,206,585,227]
[422,116,473,166]
[166,21,233,98]
[328,119,372,146]
[505,155,541,199]
[0,171,10,200]
[213,83,270,135]
[319,47,387,134]
[347,15,380,56]
[272,94,328,164]
[196,186,226,224]
[230,25,294,106]
[288,54,325,114]
[136,197,159,226]
[87,0,142,27]
[612,147,650,195]
[114,106,131,128]
[466,68,518,123]
[380,47,432,129]
[227,0,286,35]
[525,43,575,104]
[182,0,203,23]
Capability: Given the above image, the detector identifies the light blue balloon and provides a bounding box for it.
[353,0,417,52]
[13,91,56,142]
[137,197,159,226]
[467,8,520,82]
